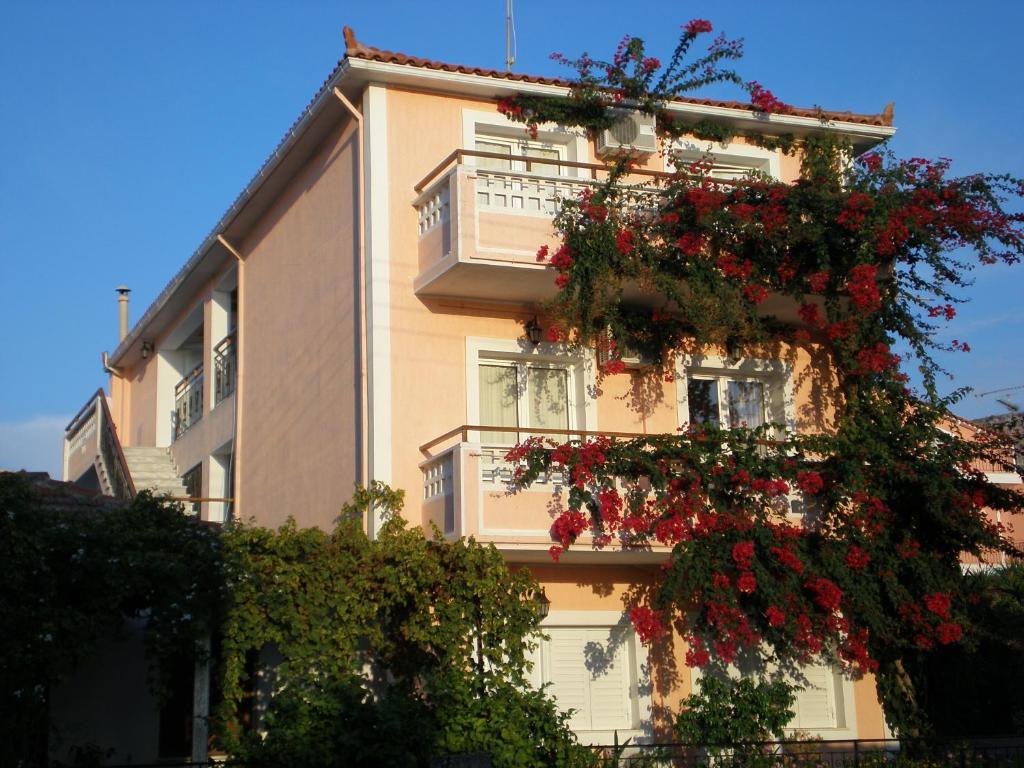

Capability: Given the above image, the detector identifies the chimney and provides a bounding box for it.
[116,286,130,341]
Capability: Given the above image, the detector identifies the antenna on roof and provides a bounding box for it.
[505,0,516,72]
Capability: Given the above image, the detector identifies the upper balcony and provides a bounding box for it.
[411,150,828,325]
[412,150,667,304]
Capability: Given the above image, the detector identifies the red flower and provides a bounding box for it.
[855,343,900,375]
[684,19,713,35]
[732,541,755,568]
[630,606,667,644]
[748,81,788,114]
[807,270,830,293]
[796,470,825,495]
[806,577,843,612]
[536,244,549,263]
[550,245,574,270]
[737,571,757,594]
[771,545,804,574]
[685,635,711,667]
[545,326,562,343]
[616,228,636,255]
[847,263,882,313]
[936,622,963,645]
[837,192,875,230]
[743,283,769,304]
[551,510,588,547]
[642,57,660,73]
[766,606,786,627]
[676,232,704,256]
[845,546,871,570]
[859,153,883,173]
[924,592,952,619]
[548,545,563,562]
[798,303,822,327]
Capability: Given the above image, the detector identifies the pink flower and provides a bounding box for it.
[684,19,713,35]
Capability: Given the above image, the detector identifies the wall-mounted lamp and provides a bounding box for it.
[533,587,551,619]
[141,341,153,360]
[726,337,741,360]
[524,316,543,347]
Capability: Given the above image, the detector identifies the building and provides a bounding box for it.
[62,27,905,758]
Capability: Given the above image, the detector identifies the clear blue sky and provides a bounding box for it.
[2,1,1022,476]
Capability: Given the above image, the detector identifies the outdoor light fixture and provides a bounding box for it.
[525,316,542,347]
[533,587,551,619]
[141,341,153,359]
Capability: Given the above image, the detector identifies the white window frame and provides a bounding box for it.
[675,354,796,434]
[666,139,781,181]
[462,108,589,175]
[467,337,597,445]
[531,610,653,745]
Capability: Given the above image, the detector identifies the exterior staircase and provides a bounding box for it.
[121,447,188,499]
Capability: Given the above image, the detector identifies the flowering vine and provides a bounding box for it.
[498,21,1024,737]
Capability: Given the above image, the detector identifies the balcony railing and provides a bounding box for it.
[412,150,666,304]
[173,365,203,440]
[214,333,237,405]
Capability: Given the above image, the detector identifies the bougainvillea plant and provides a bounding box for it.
[499,21,1024,736]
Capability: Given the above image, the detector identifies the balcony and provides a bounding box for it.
[411,150,829,324]
[173,365,203,441]
[413,150,669,304]
[419,424,672,562]
[213,333,237,405]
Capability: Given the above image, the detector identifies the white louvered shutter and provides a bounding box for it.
[544,628,634,732]
[791,665,837,730]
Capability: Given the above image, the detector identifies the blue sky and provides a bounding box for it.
[2,1,1022,476]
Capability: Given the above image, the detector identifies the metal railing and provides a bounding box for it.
[214,332,237,405]
[174,365,204,440]
[63,388,136,500]
[589,738,1024,768]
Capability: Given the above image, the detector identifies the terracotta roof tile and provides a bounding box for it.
[342,27,894,128]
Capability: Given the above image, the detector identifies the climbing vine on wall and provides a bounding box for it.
[498,20,1024,736]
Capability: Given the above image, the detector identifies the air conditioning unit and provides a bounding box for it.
[596,109,658,158]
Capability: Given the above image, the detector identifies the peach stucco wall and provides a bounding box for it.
[236,118,361,529]
[380,84,885,737]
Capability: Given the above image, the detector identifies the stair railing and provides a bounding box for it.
[64,389,135,500]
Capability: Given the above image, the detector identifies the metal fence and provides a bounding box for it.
[48,739,1024,768]
[589,739,1024,768]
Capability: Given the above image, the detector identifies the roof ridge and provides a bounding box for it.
[340,26,894,128]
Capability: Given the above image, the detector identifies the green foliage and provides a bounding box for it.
[0,473,223,767]
[675,677,796,747]
[215,482,591,768]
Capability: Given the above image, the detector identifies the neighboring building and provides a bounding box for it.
[62,28,905,758]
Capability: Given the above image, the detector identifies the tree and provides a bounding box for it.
[215,483,592,768]
[498,20,1024,736]
[0,472,222,767]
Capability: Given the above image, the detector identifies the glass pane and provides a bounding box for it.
[687,379,719,428]
[523,145,561,176]
[528,367,569,441]
[728,380,765,429]
[475,140,512,171]
[479,364,519,444]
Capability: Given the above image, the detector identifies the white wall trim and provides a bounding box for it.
[364,83,393,536]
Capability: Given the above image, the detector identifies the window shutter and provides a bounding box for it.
[791,665,837,730]
[543,627,635,732]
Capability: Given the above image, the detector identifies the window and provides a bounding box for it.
[474,136,563,175]
[478,360,571,444]
[788,665,841,731]
[686,376,766,429]
[677,355,793,434]
[667,139,781,181]
[529,616,651,743]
